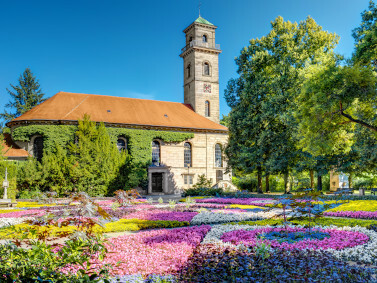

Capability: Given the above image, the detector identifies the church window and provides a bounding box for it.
[189,36,193,43]
[117,137,127,152]
[152,140,161,164]
[184,142,192,167]
[187,64,191,78]
[205,101,210,117]
[215,144,222,167]
[202,34,207,43]
[33,136,44,162]
[204,62,210,75]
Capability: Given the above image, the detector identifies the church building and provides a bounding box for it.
[6,16,231,194]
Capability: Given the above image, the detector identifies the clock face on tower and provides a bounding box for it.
[203,83,212,93]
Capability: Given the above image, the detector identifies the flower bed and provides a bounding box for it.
[0,219,190,239]
[195,198,274,206]
[326,200,377,212]
[65,225,211,276]
[202,224,377,264]
[122,210,198,222]
[177,244,373,282]
[190,210,276,225]
[324,211,377,220]
[0,209,46,218]
[221,227,368,250]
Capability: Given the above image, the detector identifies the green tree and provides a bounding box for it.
[68,115,129,196]
[353,0,377,69]
[225,16,339,193]
[1,68,46,123]
[296,63,377,156]
[220,114,230,127]
[17,115,136,197]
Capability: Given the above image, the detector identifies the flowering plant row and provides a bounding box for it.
[202,224,377,264]
[195,197,274,206]
[324,210,377,220]
[64,225,211,276]
[325,200,377,212]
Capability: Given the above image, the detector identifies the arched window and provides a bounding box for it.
[205,101,210,117]
[215,144,222,167]
[117,137,127,152]
[187,64,191,78]
[184,142,192,167]
[33,136,44,162]
[204,62,210,75]
[202,34,207,43]
[152,140,161,164]
[189,36,193,43]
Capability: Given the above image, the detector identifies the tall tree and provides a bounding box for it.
[1,68,46,122]
[225,16,339,192]
[353,0,377,70]
[296,1,377,157]
[296,60,377,156]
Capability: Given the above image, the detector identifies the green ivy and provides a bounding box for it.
[13,125,193,161]
[12,125,194,191]
[12,125,77,152]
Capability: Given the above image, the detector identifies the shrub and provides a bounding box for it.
[183,187,224,197]
[191,174,213,190]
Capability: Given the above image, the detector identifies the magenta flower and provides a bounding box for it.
[221,227,369,250]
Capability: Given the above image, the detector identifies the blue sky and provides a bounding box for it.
[0,0,371,121]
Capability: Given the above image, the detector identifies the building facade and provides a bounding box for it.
[6,16,231,194]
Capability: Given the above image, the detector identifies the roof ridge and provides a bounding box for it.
[58,92,187,105]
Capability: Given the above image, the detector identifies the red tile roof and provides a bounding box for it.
[8,92,228,132]
[2,133,30,158]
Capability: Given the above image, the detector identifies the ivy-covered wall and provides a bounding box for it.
[12,124,194,165]
[12,125,77,151]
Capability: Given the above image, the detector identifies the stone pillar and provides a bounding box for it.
[164,172,168,194]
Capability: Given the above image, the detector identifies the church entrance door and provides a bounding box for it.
[152,173,163,193]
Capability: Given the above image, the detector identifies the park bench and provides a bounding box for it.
[334,188,353,195]
[371,188,377,195]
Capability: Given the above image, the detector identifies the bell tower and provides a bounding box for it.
[180,16,221,124]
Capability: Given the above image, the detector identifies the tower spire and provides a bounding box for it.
[199,1,201,17]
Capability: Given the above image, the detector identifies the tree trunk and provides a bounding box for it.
[349,173,353,188]
[317,174,322,191]
[310,170,314,189]
[284,172,289,194]
[257,167,263,194]
[265,174,270,193]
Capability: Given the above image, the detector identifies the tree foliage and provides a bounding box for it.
[353,0,377,69]
[1,68,46,123]
[17,115,136,197]
[225,16,339,192]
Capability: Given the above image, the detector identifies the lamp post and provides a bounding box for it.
[187,163,191,188]
[3,167,9,200]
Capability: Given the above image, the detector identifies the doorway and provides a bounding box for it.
[152,173,163,193]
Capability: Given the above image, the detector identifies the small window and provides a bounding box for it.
[202,35,207,43]
[215,144,222,167]
[33,136,44,162]
[184,142,192,167]
[184,175,193,185]
[216,170,223,183]
[187,64,191,78]
[117,138,127,152]
[189,36,193,43]
[204,62,210,76]
[205,101,210,117]
[152,140,161,164]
